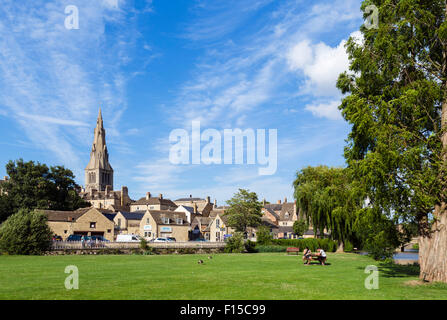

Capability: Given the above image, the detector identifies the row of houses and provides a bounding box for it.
[43,194,321,242]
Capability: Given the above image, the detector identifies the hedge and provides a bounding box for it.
[256,245,289,253]
[269,238,338,252]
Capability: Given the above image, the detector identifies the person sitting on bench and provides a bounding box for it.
[303,247,312,265]
[316,248,327,265]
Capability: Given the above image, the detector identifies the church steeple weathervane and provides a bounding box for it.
[85,107,114,192]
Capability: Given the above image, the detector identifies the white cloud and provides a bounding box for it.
[304,100,343,121]
[286,38,350,97]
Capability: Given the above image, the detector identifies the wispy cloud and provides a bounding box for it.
[0,0,141,176]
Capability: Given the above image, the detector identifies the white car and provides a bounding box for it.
[153,237,168,242]
[116,234,141,242]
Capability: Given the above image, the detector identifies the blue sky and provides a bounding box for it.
[0,0,364,205]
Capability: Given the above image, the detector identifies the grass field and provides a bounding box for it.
[0,252,446,300]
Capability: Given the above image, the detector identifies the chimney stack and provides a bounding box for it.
[214,199,217,207]
[277,200,281,204]
[284,197,287,203]
[159,193,163,200]
[263,198,266,206]
[194,203,198,214]
[3,176,8,181]
[146,192,151,200]
[206,196,210,204]
[121,186,128,206]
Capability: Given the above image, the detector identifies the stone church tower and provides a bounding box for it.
[85,108,113,192]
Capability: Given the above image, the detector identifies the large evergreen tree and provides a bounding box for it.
[337,0,447,282]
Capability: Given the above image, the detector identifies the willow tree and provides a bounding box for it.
[337,0,447,282]
[293,166,364,251]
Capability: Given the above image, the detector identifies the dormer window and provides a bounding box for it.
[162,217,170,224]
[176,218,183,225]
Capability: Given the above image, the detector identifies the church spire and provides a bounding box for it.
[85,107,114,192]
[97,107,103,128]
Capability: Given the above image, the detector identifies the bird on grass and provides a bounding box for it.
[208,256,213,260]
[198,259,204,264]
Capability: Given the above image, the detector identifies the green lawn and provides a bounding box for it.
[0,252,446,299]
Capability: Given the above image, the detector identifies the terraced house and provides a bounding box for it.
[139,210,189,241]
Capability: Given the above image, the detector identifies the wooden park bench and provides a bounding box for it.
[286,247,300,255]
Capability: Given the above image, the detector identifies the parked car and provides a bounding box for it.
[193,238,207,242]
[153,237,168,242]
[166,237,176,242]
[116,234,141,242]
[67,234,84,241]
[91,235,109,242]
[52,235,62,241]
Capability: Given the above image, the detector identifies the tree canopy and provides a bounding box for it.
[293,166,364,249]
[224,189,263,234]
[0,209,53,255]
[0,159,89,222]
[337,0,447,282]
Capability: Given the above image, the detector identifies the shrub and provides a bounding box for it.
[412,243,419,250]
[364,231,397,261]
[140,238,148,250]
[0,209,53,255]
[244,240,258,253]
[344,241,354,252]
[256,245,289,253]
[224,232,245,253]
[256,226,272,245]
[270,238,338,252]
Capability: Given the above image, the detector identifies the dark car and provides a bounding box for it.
[167,237,176,242]
[67,234,83,241]
[193,238,207,242]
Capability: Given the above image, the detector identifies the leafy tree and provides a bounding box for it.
[354,208,401,260]
[0,209,53,255]
[256,225,272,245]
[337,0,447,282]
[292,220,308,237]
[224,189,263,235]
[0,159,89,223]
[293,166,364,251]
[224,232,245,253]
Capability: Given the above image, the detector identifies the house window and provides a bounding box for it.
[216,219,220,228]
[146,218,150,224]
[107,229,111,233]
[117,219,121,228]
[163,217,170,224]
[90,222,96,229]
[64,230,67,234]
[176,218,183,224]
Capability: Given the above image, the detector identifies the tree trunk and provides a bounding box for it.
[336,241,344,253]
[419,206,447,283]
[420,12,447,282]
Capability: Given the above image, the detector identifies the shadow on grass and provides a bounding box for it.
[357,263,420,278]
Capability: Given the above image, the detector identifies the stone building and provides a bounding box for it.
[130,193,177,212]
[174,195,214,216]
[0,176,8,195]
[114,211,145,236]
[43,207,116,241]
[139,210,189,241]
